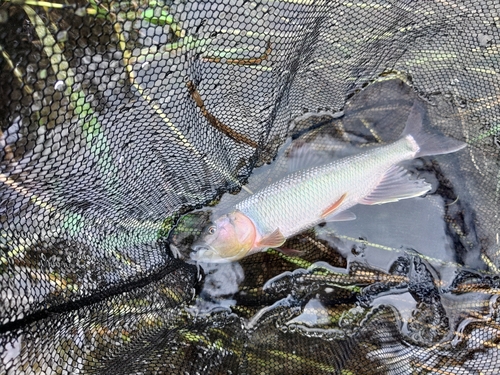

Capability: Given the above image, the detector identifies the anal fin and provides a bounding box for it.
[360,165,432,205]
[257,228,286,248]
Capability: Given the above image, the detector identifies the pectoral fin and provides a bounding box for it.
[360,165,432,205]
[321,193,347,218]
[257,228,286,248]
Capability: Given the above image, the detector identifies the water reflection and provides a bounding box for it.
[191,262,245,313]
[329,194,455,280]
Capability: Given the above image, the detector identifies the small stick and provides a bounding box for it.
[186,80,258,148]
[202,39,272,65]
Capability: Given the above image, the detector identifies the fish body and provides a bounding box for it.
[236,137,418,239]
[191,103,466,263]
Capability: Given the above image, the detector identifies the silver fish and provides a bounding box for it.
[191,102,466,263]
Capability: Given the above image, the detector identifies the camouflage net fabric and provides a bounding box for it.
[1,0,500,374]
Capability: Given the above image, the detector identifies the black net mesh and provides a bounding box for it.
[1,0,500,373]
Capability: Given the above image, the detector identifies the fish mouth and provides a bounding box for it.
[190,243,216,260]
[191,242,214,252]
[190,244,235,263]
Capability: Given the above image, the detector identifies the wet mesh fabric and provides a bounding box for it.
[1,0,500,374]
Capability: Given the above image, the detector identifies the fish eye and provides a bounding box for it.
[207,225,216,235]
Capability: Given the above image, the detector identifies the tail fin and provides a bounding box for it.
[402,101,467,158]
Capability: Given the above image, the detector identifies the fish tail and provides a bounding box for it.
[402,101,467,158]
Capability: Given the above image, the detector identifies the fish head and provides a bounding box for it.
[191,211,257,263]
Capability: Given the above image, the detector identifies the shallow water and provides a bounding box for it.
[170,94,499,375]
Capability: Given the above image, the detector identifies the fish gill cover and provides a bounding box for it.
[0,0,499,374]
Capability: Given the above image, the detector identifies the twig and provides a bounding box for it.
[186,80,258,148]
[202,39,272,65]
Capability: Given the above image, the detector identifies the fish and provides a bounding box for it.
[191,102,467,263]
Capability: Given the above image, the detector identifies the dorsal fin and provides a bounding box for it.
[287,143,329,172]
